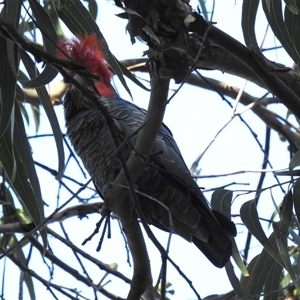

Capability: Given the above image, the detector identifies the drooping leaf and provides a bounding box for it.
[0,37,17,139]
[277,190,293,236]
[211,188,233,220]
[289,149,300,170]
[18,0,59,88]
[231,238,249,277]
[84,0,98,20]
[240,254,258,294]
[284,4,300,60]
[243,233,283,300]
[11,235,36,300]
[264,259,283,300]
[0,126,44,234]
[240,200,283,265]
[244,247,274,296]
[242,0,260,53]
[273,222,296,286]
[225,261,245,297]
[14,103,46,247]
[31,104,40,133]
[272,191,297,288]
[293,178,300,223]
[262,0,300,64]
[20,50,64,179]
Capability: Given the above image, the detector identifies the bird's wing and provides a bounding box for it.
[105,98,235,267]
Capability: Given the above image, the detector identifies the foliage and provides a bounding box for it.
[1,0,300,299]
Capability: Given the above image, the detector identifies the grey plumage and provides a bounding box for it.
[63,75,236,267]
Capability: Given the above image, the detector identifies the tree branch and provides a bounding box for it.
[185,13,300,119]
[105,72,170,299]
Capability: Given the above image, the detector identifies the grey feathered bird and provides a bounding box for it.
[59,34,236,268]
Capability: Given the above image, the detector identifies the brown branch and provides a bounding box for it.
[47,227,131,285]
[186,74,300,150]
[0,246,85,300]
[18,81,66,105]
[121,59,300,151]
[185,13,300,119]
[28,236,125,300]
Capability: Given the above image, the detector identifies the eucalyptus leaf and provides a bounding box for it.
[242,0,260,52]
[211,188,233,220]
[240,200,283,265]
[289,149,300,170]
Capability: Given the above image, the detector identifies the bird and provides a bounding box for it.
[58,34,236,268]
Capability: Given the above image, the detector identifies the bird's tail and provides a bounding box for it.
[193,210,236,268]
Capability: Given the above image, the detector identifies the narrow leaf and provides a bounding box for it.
[262,0,300,63]
[231,238,249,277]
[11,235,36,300]
[264,260,283,300]
[211,188,233,220]
[14,103,46,246]
[225,261,245,297]
[284,4,300,62]
[20,50,64,179]
[278,191,293,236]
[244,249,272,296]
[0,130,43,229]
[23,0,58,88]
[293,178,300,223]
[240,200,283,265]
[273,222,297,285]
[242,0,260,52]
[0,37,17,138]
[289,149,300,170]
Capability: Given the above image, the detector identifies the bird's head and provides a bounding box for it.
[58,34,115,97]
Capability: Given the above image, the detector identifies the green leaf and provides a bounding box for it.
[288,4,299,14]
[57,0,100,36]
[211,188,232,220]
[31,104,40,133]
[272,191,297,288]
[18,103,29,127]
[264,259,283,300]
[262,0,300,64]
[242,0,260,52]
[0,37,17,139]
[293,178,300,223]
[14,103,46,246]
[289,149,300,170]
[10,235,36,300]
[284,5,300,65]
[244,249,273,296]
[277,191,293,236]
[243,233,283,299]
[273,222,296,285]
[114,57,150,93]
[225,261,245,297]
[20,50,64,179]
[0,127,43,232]
[240,254,258,294]
[240,200,283,265]
[22,0,58,88]
[84,0,98,20]
[231,238,249,277]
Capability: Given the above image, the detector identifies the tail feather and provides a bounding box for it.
[193,236,232,268]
